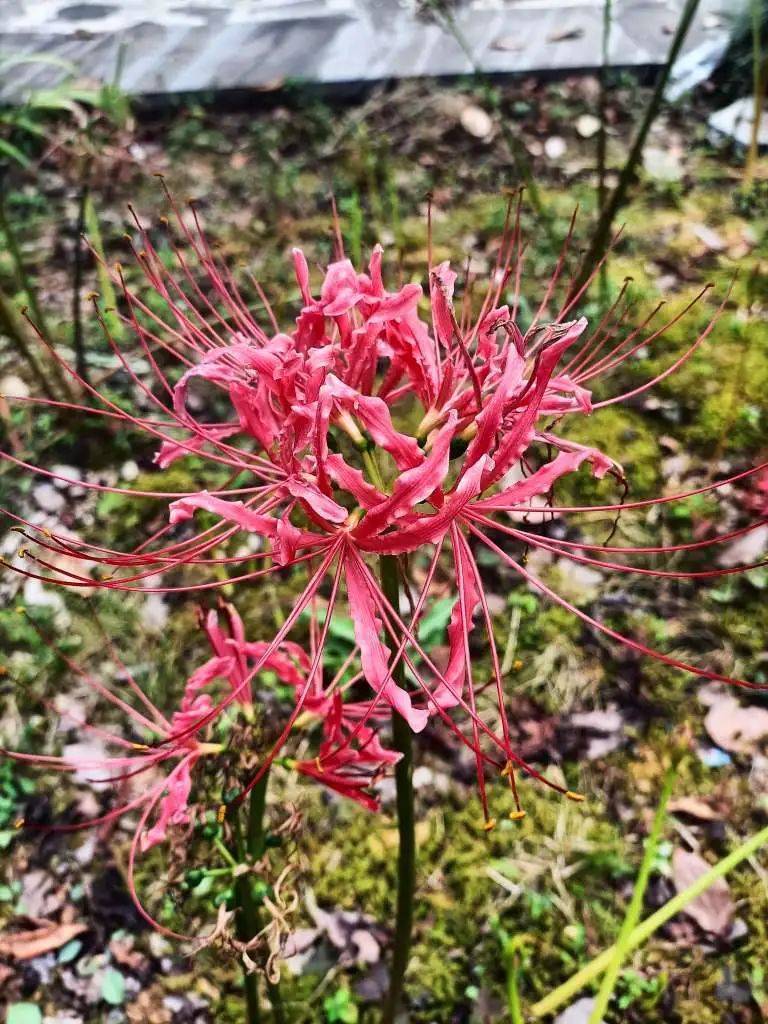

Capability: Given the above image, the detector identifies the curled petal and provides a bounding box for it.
[475,448,612,512]
[322,375,424,469]
[359,456,489,555]
[354,411,457,540]
[141,756,197,852]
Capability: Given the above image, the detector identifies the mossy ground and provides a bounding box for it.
[1,74,768,1022]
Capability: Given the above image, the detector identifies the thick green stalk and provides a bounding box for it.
[233,792,263,1024]
[232,774,273,1024]
[0,285,56,399]
[572,0,702,296]
[0,192,74,400]
[745,0,766,184]
[0,192,51,343]
[597,0,613,215]
[249,772,286,1024]
[380,553,416,1024]
[531,821,768,1018]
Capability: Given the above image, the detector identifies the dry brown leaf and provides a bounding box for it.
[669,797,721,821]
[671,848,734,936]
[0,918,88,960]
[704,695,768,755]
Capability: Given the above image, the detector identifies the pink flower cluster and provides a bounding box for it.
[4,194,767,910]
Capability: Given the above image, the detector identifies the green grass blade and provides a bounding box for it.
[83,194,123,341]
[587,768,676,1024]
[531,821,768,1018]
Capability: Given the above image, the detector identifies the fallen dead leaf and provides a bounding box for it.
[704,695,768,755]
[691,223,726,253]
[671,848,734,936]
[555,997,604,1023]
[669,797,721,821]
[0,918,88,960]
[717,524,768,567]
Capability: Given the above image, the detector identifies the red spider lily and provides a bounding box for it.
[3,192,768,829]
[3,600,400,933]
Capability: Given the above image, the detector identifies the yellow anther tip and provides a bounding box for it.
[482,818,497,832]
[500,761,513,777]
[566,791,585,803]
[509,810,526,821]
[512,659,523,671]
[217,805,227,824]
[15,606,26,615]
[314,756,324,774]
[14,817,25,829]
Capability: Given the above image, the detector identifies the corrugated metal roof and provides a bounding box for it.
[0,0,740,102]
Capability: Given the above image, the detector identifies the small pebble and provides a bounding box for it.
[32,483,66,513]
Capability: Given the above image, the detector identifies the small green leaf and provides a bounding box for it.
[57,939,82,964]
[0,140,30,168]
[101,967,126,1006]
[417,597,454,647]
[323,986,358,1023]
[7,1004,43,1024]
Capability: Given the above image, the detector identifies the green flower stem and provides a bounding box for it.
[231,771,285,1024]
[531,821,768,1019]
[380,553,416,1024]
[572,0,702,295]
[0,191,74,400]
[233,789,263,1024]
